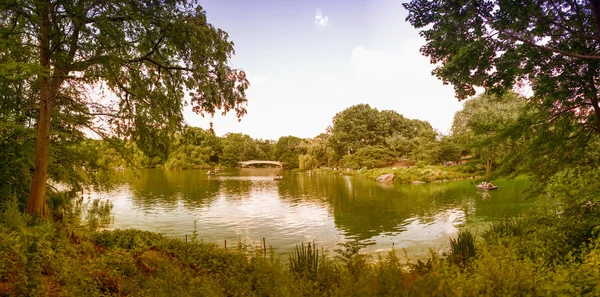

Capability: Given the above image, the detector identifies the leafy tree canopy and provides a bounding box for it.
[328,104,436,160]
[275,136,306,169]
[0,0,249,216]
[450,92,526,173]
[404,0,600,135]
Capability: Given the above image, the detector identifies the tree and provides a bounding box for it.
[328,104,386,158]
[303,133,334,167]
[254,139,276,160]
[404,0,600,141]
[274,136,306,169]
[436,136,462,164]
[328,104,435,163]
[298,154,317,170]
[451,92,527,174]
[220,133,258,168]
[1,1,248,216]
[341,146,396,169]
[163,127,222,169]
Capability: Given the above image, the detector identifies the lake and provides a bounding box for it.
[90,168,532,259]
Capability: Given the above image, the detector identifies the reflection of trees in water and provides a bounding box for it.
[117,170,530,241]
[466,177,532,221]
[215,168,280,200]
[215,178,254,200]
[121,169,221,209]
[278,175,499,241]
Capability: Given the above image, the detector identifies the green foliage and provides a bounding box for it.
[2,196,600,296]
[451,92,527,173]
[334,241,370,279]
[328,104,436,163]
[341,146,396,169]
[301,134,334,168]
[0,196,26,231]
[0,123,34,207]
[482,218,524,244]
[435,136,462,163]
[359,165,472,184]
[448,230,477,267]
[542,167,600,206]
[403,0,600,109]
[165,144,214,170]
[405,0,600,180]
[220,133,274,168]
[1,0,249,212]
[298,154,317,171]
[92,229,166,251]
[289,242,319,279]
[275,136,306,169]
[0,121,119,210]
[84,199,114,231]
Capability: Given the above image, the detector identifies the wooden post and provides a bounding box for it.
[263,237,267,257]
[225,239,227,248]
[185,234,188,243]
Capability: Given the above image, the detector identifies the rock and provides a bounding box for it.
[376,173,395,183]
[411,180,426,184]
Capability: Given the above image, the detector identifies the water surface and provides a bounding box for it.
[91,169,532,259]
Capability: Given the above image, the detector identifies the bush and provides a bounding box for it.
[289,241,319,279]
[448,230,477,267]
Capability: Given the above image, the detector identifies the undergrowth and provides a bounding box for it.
[1,194,600,296]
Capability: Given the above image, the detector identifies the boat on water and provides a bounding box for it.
[207,170,214,175]
[476,184,499,190]
[274,175,283,180]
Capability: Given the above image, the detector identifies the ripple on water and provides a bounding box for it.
[97,171,531,259]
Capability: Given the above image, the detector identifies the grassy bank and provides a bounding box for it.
[316,163,484,184]
[1,196,600,296]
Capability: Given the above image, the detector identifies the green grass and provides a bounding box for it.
[355,165,482,184]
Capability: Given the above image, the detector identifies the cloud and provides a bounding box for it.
[346,43,463,134]
[315,9,329,28]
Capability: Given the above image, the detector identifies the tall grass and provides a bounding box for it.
[449,230,477,267]
[289,241,319,279]
[483,218,524,243]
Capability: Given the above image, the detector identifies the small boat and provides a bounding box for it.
[476,184,499,190]
[273,175,283,180]
[207,170,214,175]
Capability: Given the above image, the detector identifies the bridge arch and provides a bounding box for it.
[239,160,283,168]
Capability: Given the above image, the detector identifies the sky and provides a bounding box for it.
[183,0,465,140]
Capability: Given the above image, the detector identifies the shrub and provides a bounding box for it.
[289,241,319,279]
[448,230,477,267]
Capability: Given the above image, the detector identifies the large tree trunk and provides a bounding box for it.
[26,82,53,217]
[590,0,600,38]
[26,0,52,217]
[590,97,600,134]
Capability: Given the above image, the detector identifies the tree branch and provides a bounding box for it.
[536,1,600,41]
[502,29,600,60]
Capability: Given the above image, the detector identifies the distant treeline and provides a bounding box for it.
[92,103,463,171]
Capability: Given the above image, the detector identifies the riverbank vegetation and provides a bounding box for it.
[1,185,600,296]
[3,0,600,295]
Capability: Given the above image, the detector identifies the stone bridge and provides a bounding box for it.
[239,160,283,168]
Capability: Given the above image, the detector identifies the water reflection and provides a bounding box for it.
[115,169,222,209]
[97,169,531,259]
[278,175,475,241]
